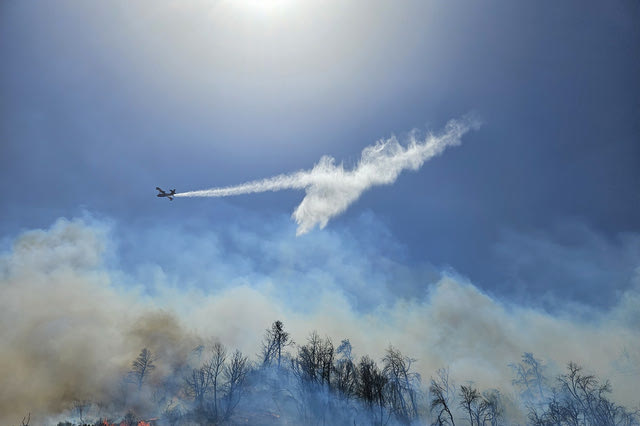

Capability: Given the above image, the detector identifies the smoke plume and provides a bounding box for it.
[2,217,639,424]
[176,116,481,234]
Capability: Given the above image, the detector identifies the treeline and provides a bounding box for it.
[49,321,639,426]
[165,320,421,425]
[428,353,639,426]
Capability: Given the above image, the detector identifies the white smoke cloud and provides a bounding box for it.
[2,217,640,424]
[176,116,481,234]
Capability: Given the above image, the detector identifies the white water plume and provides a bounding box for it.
[177,116,481,234]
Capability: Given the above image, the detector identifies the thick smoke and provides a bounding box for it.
[176,117,481,234]
[2,217,639,424]
[0,219,200,425]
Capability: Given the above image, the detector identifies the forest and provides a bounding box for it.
[30,320,639,426]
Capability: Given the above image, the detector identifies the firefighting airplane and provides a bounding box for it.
[156,187,176,201]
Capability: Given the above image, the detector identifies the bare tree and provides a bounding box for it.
[382,345,421,424]
[222,349,250,420]
[357,355,389,425]
[205,341,227,420]
[72,400,91,424]
[509,352,547,404]
[261,320,293,368]
[294,331,334,388]
[130,348,156,390]
[185,365,212,411]
[459,385,504,426]
[460,384,482,426]
[184,341,227,422]
[529,361,640,426]
[480,389,503,426]
[288,332,336,425]
[430,368,456,426]
[20,413,30,426]
[334,339,358,399]
[320,335,334,387]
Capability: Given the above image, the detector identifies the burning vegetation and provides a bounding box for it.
[18,320,640,425]
[97,421,154,426]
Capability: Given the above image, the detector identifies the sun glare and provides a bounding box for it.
[228,0,296,17]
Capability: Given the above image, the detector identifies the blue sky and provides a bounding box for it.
[2,1,638,308]
[1,1,640,421]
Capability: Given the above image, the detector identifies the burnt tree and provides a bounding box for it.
[130,348,155,390]
[430,368,456,426]
[261,320,293,369]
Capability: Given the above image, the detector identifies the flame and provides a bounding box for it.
[97,419,155,426]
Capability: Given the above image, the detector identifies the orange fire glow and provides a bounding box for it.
[97,420,155,426]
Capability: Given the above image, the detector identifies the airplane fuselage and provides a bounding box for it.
[156,187,176,200]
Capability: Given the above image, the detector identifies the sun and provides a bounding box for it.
[227,0,296,18]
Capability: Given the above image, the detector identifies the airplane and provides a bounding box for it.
[156,187,176,201]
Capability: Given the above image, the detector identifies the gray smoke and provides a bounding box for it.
[2,217,639,424]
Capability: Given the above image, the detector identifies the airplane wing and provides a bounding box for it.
[156,187,166,194]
